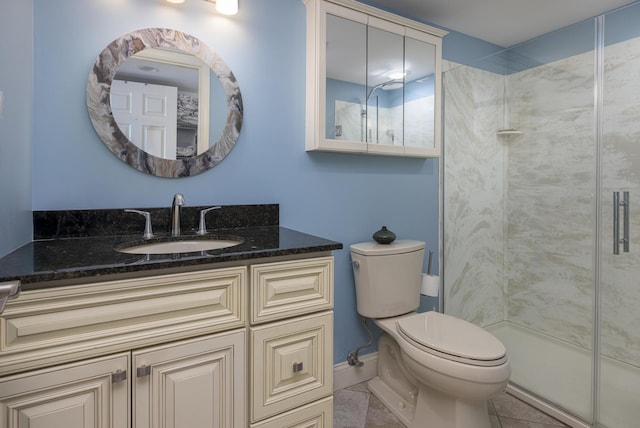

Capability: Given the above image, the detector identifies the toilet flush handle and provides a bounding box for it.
[352,260,360,269]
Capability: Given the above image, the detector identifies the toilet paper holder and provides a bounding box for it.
[421,250,439,297]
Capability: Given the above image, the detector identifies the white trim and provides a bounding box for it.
[332,352,378,391]
[303,0,444,158]
[325,0,448,37]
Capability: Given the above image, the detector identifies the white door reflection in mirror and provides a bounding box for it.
[112,48,211,158]
[111,80,178,159]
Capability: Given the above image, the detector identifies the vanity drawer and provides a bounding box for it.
[0,267,246,376]
[250,311,333,423]
[250,396,333,428]
[250,256,333,324]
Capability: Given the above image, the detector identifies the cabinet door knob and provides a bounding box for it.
[292,362,304,373]
[111,369,127,383]
[137,364,151,378]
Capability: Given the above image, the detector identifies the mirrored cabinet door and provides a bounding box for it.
[366,18,405,155]
[404,29,439,156]
[325,9,367,149]
[305,0,446,158]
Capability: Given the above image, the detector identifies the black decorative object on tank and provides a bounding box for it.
[373,226,396,244]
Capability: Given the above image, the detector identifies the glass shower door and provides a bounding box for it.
[443,18,599,423]
[598,4,640,426]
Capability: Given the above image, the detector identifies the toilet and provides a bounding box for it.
[351,240,510,428]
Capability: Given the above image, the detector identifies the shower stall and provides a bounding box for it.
[442,2,640,427]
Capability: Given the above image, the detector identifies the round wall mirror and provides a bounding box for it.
[87,28,243,177]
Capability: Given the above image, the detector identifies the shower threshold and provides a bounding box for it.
[488,321,640,427]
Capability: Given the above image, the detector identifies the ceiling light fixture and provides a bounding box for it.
[213,0,238,15]
[388,71,406,80]
[167,0,239,15]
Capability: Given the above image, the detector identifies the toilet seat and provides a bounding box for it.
[396,312,507,367]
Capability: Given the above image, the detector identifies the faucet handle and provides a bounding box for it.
[0,280,21,315]
[197,206,221,235]
[125,209,154,239]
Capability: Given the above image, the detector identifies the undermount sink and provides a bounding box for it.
[116,238,243,255]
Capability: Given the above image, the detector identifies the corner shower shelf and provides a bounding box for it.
[496,128,523,135]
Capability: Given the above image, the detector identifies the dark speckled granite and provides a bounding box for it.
[0,205,343,290]
[33,204,279,239]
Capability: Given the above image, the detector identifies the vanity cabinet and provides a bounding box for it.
[249,257,334,427]
[0,255,335,428]
[304,0,447,157]
[0,331,245,428]
[0,353,130,428]
[0,267,246,376]
[0,267,247,428]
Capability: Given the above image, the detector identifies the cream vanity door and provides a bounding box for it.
[110,79,178,159]
[132,330,246,428]
[0,354,130,428]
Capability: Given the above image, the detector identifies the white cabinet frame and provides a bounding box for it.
[304,0,447,157]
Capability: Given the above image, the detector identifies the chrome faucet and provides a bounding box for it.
[171,193,185,237]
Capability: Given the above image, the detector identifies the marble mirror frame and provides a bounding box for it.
[87,28,243,178]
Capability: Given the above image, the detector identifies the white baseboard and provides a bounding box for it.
[333,352,378,391]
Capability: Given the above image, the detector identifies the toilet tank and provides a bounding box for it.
[350,240,425,318]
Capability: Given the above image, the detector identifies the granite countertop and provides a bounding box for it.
[0,226,343,290]
[0,205,343,290]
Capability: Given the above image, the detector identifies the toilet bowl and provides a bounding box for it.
[374,312,510,428]
[350,240,510,428]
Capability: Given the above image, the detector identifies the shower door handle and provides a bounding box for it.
[613,191,630,255]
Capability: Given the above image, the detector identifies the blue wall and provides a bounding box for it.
[27,0,440,364]
[0,0,577,366]
[0,0,507,365]
[0,1,33,256]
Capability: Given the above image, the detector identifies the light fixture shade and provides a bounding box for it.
[215,0,238,15]
[166,0,186,3]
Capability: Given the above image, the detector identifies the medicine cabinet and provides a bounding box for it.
[304,0,447,157]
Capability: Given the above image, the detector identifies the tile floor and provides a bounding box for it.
[334,382,570,428]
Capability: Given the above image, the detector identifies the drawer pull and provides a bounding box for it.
[292,362,304,373]
[137,365,151,378]
[111,369,127,383]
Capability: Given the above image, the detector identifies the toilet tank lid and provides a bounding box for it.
[351,240,425,256]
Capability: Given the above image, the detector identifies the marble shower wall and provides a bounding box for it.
[443,60,506,327]
[504,47,597,350]
[334,97,434,147]
[444,35,640,367]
